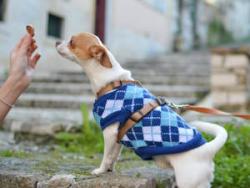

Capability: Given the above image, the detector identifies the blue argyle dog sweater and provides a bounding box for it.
[93,83,206,160]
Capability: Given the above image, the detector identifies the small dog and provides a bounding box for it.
[56,33,227,188]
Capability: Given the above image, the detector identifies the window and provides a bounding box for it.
[0,0,6,21]
[47,13,64,38]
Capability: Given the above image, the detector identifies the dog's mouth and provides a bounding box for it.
[56,48,77,62]
[57,50,67,57]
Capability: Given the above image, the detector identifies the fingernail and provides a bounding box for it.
[26,25,35,37]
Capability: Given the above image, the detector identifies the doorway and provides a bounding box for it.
[95,0,106,43]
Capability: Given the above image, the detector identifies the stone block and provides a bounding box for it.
[211,91,228,106]
[225,55,249,69]
[211,51,250,111]
[0,172,44,188]
[9,121,64,136]
[228,91,247,105]
[234,67,247,76]
[37,174,76,188]
[211,73,238,88]
[211,55,224,67]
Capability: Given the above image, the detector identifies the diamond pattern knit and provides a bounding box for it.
[93,84,206,160]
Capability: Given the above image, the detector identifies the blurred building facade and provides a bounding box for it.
[0,0,211,74]
[102,0,211,59]
[216,0,250,40]
[0,0,95,73]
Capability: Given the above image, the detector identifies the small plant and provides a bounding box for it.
[55,103,104,156]
[211,124,250,188]
[208,19,234,46]
[0,150,31,158]
[80,103,91,134]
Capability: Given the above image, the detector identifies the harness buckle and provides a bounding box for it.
[156,97,167,106]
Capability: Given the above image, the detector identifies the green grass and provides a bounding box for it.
[211,124,250,188]
[54,103,104,156]
[0,150,32,159]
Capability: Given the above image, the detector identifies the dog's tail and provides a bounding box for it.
[189,121,228,155]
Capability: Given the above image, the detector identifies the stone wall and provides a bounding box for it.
[211,48,250,112]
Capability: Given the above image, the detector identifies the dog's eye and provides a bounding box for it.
[69,39,74,48]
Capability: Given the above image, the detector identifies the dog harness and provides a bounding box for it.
[93,83,206,160]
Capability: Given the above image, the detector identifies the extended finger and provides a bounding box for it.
[26,25,35,37]
[14,35,28,50]
[27,39,37,54]
[27,43,38,57]
[30,53,41,68]
[19,34,33,53]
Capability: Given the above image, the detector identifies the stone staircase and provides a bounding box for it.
[4,51,210,132]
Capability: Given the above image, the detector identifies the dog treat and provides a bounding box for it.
[26,25,35,37]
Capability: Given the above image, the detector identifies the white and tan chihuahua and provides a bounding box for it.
[56,32,227,188]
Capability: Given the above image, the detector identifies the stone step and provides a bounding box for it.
[57,69,210,77]
[125,64,210,71]
[146,85,208,97]
[0,157,174,188]
[27,82,91,95]
[16,94,94,109]
[6,107,83,124]
[26,83,208,98]
[134,75,210,86]
[31,73,210,86]
[132,69,210,76]
[129,51,210,65]
[15,93,197,109]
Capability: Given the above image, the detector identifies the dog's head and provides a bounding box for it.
[56,32,112,68]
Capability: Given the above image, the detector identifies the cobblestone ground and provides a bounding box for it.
[0,132,175,188]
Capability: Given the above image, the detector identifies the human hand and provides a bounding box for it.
[8,26,41,89]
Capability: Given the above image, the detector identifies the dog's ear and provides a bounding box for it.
[88,45,112,68]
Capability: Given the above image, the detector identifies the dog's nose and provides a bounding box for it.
[55,41,61,47]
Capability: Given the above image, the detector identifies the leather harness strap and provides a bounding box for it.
[117,100,161,142]
[96,81,250,143]
[96,80,142,97]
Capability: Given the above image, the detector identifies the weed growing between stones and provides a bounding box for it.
[0,150,32,158]
[33,160,59,175]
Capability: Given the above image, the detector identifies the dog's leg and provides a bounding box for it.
[91,123,122,175]
[154,155,172,169]
[109,142,122,170]
[167,146,214,188]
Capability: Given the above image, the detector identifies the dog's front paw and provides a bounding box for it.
[91,168,109,175]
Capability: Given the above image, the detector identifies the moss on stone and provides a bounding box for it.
[33,159,59,175]
[0,150,32,159]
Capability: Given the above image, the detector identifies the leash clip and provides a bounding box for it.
[169,103,189,109]
[156,97,188,110]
